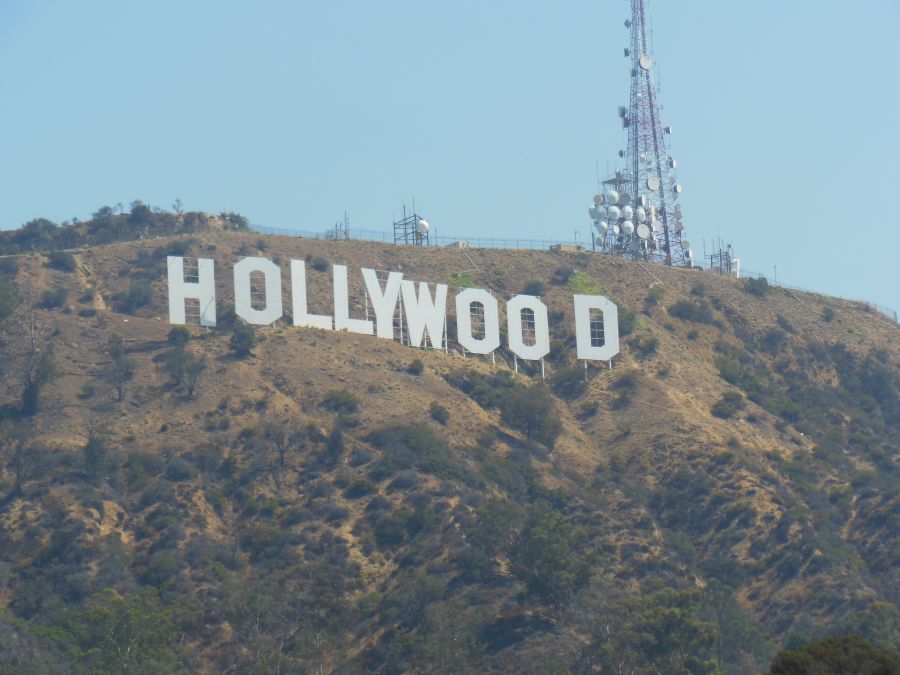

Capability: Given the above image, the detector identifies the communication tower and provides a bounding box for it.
[588,0,692,267]
[706,240,741,278]
[393,204,430,246]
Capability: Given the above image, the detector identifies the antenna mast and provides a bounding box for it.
[588,0,692,267]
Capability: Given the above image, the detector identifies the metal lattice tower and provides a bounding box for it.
[589,0,692,267]
[393,204,430,246]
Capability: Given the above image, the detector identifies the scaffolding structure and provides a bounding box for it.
[393,205,430,246]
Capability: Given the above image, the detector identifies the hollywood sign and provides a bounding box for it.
[166,256,620,362]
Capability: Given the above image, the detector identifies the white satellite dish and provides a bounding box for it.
[675,183,684,194]
[606,205,621,221]
[647,176,661,191]
[675,221,685,232]
[681,239,691,250]
[589,205,606,221]
[622,205,634,221]
[417,219,430,234]
[651,219,662,232]
[639,54,653,70]
[619,192,632,206]
[612,224,621,235]
[673,209,683,220]
[621,221,635,235]
[669,158,677,169]
[636,223,651,239]
[635,207,647,223]
[593,194,605,205]
[605,189,619,204]
[598,220,609,231]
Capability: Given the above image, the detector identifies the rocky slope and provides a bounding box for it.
[0,221,897,673]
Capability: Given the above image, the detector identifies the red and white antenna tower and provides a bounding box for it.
[589,0,692,267]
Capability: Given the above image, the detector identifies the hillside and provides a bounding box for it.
[0,220,898,673]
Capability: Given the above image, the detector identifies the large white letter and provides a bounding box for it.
[167,256,216,327]
[290,260,332,330]
[362,268,403,339]
[333,264,374,335]
[455,288,500,355]
[574,295,620,361]
[234,257,283,325]
[401,280,448,348]
[507,295,550,361]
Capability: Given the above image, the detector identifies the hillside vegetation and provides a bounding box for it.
[0,213,897,673]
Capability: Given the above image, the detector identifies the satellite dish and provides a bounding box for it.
[647,176,661,191]
[606,205,621,221]
[669,158,677,169]
[639,54,653,71]
[621,221,635,235]
[681,239,691,250]
[612,224,621,235]
[598,221,609,232]
[605,189,619,204]
[651,219,662,233]
[622,205,634,221]
[635,207,647,223]
[675,221,685,232]
[636,223,651,239]
[589,205,606,221]
[593,194,605,205]
[685,249,694,259]
[417,219,430,234]
[619,192,632,206]
[675,183,684,194]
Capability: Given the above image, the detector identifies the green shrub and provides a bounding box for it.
[743,277,770,297]
[40,287,68,309]
[167,326,190,348]
[522,280,548,295]
[407,358,424,375]
[822,306,835,322]
[445,369,516,409]
[429,401,449,424]
[220,211,250,230]
[631,332,659,357]
[112,283,152,314]
[550,366,587,399]
[0,276,19,319]
[769,635,900,674]
[711,391,745,419]
[344,478,376,499]
[618,309,637,336]
[567,270,601,294]
[229,323,256,357]
[668,300,715,324]
[645,286,665,306]
[321,389,360,414]
[46,250,76,272]
[367,423,465,482]
[499,385,561,448]
[309,256,329,272]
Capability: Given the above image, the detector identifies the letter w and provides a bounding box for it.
[401,280,447,348]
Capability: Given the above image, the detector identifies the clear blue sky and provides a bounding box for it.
[1,0,898,312]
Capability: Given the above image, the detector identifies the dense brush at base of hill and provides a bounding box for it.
[0,215,897,673]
